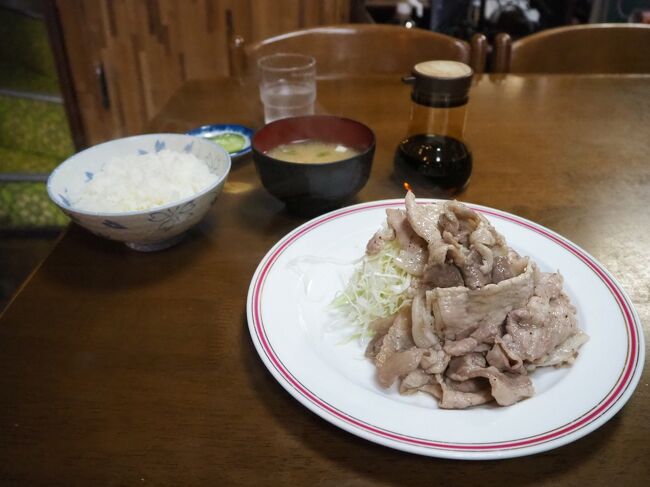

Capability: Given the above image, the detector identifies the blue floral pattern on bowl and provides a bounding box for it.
[148,201,196,231]
[59,193,71,207]
[102,219,128,230]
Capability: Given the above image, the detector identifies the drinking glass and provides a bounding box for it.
[258,53,316,124]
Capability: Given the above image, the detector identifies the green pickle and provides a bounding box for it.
[209,133,246,154]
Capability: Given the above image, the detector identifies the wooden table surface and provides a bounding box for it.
[1,74,648,485]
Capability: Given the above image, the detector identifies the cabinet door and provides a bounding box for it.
[53,0,350,146]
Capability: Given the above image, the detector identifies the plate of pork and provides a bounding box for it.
[247,192,644,459]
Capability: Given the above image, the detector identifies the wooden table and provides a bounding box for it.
[1,75,648,484]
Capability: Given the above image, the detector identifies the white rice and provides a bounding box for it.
[74,149,218,213]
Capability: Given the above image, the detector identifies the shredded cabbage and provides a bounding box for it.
[331,239,411,341]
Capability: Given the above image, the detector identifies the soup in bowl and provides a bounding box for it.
[252,115,375,215]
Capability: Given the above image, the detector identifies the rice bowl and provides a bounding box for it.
[47,133,231,251]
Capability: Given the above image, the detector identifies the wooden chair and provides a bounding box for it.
[493,24,650,74]
[230,24,487,78]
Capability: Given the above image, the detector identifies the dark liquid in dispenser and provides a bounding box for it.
[395,134,472,191]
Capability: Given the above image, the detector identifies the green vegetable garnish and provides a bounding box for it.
[208,133,246,154]
[331,239,412,341]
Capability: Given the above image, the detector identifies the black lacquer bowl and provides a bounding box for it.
[252,115,375,216]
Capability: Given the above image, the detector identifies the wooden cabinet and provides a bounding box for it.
[49,0,350,146]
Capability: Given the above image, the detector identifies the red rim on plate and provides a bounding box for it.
[246,199,644,459]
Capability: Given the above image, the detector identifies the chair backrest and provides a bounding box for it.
[494,24,650,74]
[231,24,484,78]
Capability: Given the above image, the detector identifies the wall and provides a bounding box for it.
[54,0,350,145]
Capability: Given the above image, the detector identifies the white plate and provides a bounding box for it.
[246,199,644,460]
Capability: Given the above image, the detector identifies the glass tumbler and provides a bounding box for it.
[258,53,316,124]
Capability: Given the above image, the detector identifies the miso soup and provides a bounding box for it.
[267,140,359,163]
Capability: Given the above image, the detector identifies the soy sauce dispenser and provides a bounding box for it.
[395,60,473,193]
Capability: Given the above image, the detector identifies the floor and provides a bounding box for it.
[0,232,59,313]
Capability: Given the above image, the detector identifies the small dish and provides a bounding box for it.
[186,124,253,158]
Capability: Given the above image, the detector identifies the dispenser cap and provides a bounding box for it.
[410,60,473,108]
[414,60,472,78]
